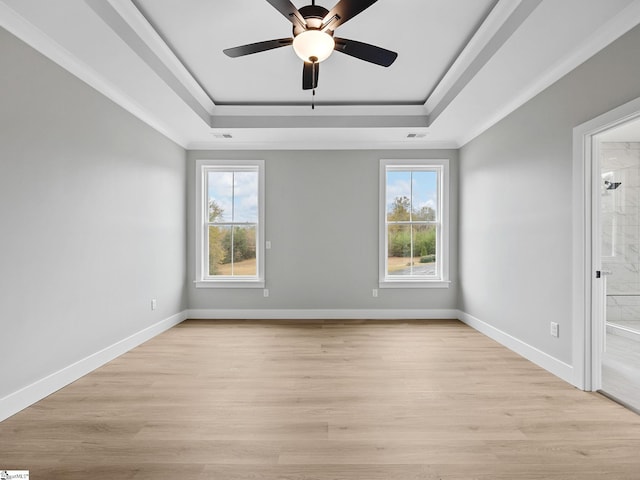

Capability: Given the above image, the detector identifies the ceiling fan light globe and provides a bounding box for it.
[293,30,335,63]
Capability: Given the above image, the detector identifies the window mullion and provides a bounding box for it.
[410,223,414,275]
[231,172,235,276]
[230,227,234,276]
[204,171,210,277]
[409,170,413,222]
[387,221,438,225]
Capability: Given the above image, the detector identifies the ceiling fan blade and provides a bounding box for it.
[223,38,293,58]
[265,0,306,27]
[322,0,378,30]
[302,62,319,90]
[334,37,397,67]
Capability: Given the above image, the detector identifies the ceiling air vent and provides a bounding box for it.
[212,133,233,139]
[407,133,427,139]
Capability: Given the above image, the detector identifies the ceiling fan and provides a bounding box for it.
[223,0,397,95]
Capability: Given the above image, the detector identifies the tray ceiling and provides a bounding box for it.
[132,0,496,105]
[1,0,640,149]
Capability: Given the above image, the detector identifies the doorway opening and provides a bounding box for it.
[574,96,640,413]
[595,118,640,412]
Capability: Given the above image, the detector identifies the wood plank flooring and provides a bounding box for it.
[2,319,640,479]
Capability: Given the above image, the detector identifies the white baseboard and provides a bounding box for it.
[457,310,576,386]
[0,310,187,422]
[186,308,460,320]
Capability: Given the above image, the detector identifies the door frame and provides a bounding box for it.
[573,96,640,391]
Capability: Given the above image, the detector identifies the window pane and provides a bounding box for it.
[387,224,437,277]
[387,224,412,275]
[208,225,230,275]
[411,171,438,221]
[386,171,411,221]
[232,225,257,275]
[413,224,437,277]
[207,171,232,223]
[207,170,259,223]
[232,171,258,223]
[212,225,257,277]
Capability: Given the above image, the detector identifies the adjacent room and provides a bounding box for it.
[2,0,640,478]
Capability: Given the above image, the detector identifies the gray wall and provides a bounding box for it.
[458,24,640,364]
[0,28,187,398]
[187,149,458,311]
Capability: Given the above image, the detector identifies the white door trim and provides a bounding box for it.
[572,96,640,391]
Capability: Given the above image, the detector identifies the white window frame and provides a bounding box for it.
[195,159,265,288]
[379,158,450,288]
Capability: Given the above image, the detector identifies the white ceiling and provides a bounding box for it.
[1,0,640,150]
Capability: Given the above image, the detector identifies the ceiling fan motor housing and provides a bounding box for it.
[293,5,332,36]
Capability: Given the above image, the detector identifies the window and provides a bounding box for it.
[380,159,449,288]
[195,160,264,288]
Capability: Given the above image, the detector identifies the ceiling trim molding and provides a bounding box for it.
[86,0,214,124]
[0,0,188,148]
[424,0,516,113]
[106,0,216,115]
[425,0,543,124]
[188,139,459,151]
[210,115,429,129]
[456,0,640,147]
[211,104,429,117]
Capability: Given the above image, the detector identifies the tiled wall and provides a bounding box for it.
[602,142,640,329]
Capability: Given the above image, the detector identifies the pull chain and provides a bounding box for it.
[311,59,317,110]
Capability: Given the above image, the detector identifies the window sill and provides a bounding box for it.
[379,280,451,289]
[194,280,265,289]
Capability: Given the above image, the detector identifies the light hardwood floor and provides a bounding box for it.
[2,319,640,479]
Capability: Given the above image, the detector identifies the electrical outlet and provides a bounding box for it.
[266,241,271,249]
[263,289,269,297]
[550,322,559,337]
[151,299,157,311]
[372,288,378,298]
